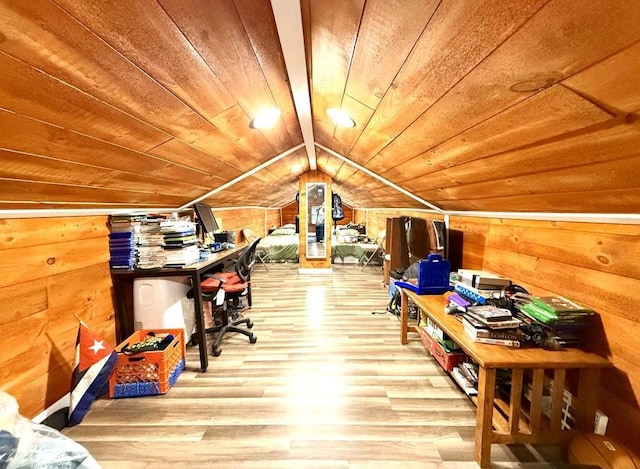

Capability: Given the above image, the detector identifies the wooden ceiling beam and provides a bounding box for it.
[270,0,317,170]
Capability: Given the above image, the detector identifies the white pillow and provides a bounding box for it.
[270,228,295,236]
[337,228,359,237]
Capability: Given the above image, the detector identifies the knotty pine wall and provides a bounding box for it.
[0,216,113,418]
[282,201,298,227]
[356,209,444,240]
[212,207,280,243]
[359,209,640,454]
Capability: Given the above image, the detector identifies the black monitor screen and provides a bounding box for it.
[193,203,219,234]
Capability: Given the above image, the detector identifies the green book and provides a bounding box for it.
[521,302,558,324]
[531,296,593,314]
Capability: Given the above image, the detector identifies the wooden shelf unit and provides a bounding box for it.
[400,289,612,468]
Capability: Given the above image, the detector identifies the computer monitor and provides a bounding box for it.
[193,202,219,235]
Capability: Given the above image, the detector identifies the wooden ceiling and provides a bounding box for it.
[1,0,640,214]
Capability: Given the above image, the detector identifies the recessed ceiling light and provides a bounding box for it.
[250,108,281,129]
[510,74,562,92]
[327,108,356,128]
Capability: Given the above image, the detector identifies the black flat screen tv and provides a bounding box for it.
[193,202,219,234]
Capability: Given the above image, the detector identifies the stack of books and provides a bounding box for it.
[451,362,479,396]
[462,305,522,347]
[137,216,167,269]
[108,214,145,269]
[161,221,199,267]
[517,296,594,348]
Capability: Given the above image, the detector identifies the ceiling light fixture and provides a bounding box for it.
[509,73,563,93]
[250,107,281,129]
[327,108,356,128]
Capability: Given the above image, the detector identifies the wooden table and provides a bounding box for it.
[399,289,612,468]
[111,245,244,372]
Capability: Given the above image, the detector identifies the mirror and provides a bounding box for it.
[306,182,328,258]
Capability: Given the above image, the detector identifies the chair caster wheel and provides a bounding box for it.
[249,335,257,344]
[211,348,221,357]
[247,321,254,329]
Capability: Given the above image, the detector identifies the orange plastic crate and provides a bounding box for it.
[109,328,186,398]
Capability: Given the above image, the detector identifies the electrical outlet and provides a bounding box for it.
[594,410,608,435]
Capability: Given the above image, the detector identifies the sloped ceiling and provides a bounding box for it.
[1,0,640,214]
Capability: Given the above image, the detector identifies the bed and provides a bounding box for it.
[257,225,299,262]
[331,228,382,265]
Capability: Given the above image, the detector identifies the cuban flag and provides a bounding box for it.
[68,322,118,426]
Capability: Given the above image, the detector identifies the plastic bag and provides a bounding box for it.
[0,391,100,469]
[0,391,34,469]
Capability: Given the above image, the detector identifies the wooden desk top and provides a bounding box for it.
[405,290,612,370]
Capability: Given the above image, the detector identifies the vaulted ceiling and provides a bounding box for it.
[1,0,640,214]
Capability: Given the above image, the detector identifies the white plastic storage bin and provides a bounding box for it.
[133,277,195,342]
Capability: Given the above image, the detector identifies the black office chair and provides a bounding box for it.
[199,238,259,356]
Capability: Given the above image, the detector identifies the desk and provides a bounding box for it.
[399,289,612,468]
[110,245,244,372]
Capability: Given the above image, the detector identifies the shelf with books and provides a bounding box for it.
[399,289,612,469]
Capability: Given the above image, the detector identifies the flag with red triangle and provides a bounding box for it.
[68,322,118,426]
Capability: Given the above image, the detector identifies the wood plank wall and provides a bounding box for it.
[0,216,113,418]
[360,208,640,454]
[212,207,279,243]
[282,201,298,226]
[265,208,281,232]
[356,209,443,239]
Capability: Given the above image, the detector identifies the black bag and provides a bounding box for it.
[331,192,345,221]
[386,289,417,319]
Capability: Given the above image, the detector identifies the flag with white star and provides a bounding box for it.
[68,321,118,426]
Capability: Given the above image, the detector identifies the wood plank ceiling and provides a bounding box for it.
[1,0,639,214]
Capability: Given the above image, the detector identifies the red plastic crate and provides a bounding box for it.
[429,337,467,372]
[419,327,433,351]
[109,328,186,398]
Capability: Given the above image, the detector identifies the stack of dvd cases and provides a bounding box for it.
[517,296,594,348]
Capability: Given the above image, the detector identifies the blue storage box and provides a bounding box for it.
[394,254,452,295]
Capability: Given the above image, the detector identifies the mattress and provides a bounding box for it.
[258,234,299,261]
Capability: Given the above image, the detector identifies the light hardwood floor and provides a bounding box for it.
[63,263,566,468]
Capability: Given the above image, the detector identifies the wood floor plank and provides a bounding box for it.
[62,263,567,466]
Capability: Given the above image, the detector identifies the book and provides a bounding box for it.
[466,305,513,322]
[464,310,522,329]
[473,337,521,347]
[520,302,592,327]
[451,367,478,396]
[531,296,593,314]
[462,317,521,341]
[459,361,479,384]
